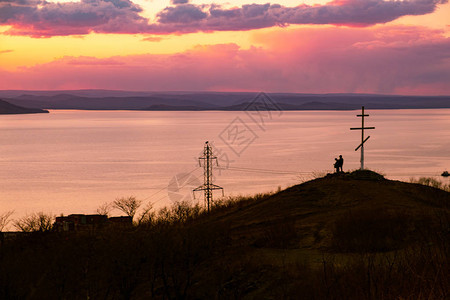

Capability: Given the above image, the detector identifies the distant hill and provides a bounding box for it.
[0,90,449,111]
[0,99,49,115]
[4,94,219,110]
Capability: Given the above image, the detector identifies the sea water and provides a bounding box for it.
[1,109,449,220]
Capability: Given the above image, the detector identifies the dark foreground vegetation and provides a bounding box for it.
[0,170,449,299]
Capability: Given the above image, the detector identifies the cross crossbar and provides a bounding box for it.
[355,136,370,151]
[350,127,375,130]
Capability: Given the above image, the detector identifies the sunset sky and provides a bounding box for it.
[0,0,449,94]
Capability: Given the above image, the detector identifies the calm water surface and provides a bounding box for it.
[1,109,449,219]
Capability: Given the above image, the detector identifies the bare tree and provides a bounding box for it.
[14,212,55,232]
[136,202,154,225]
[113,196,142,219]
[0,210,14,232]
[96,202,112,216]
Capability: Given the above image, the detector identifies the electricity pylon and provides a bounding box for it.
[193,141,224,212]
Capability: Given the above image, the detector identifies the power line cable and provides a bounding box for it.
[222,166,312,175]
[141,166,200,203]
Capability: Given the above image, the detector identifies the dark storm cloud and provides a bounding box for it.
[0,0,147,36]
[0,0,448,37]
[157,4,207,24]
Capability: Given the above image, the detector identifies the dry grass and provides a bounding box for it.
[410,176,450,192]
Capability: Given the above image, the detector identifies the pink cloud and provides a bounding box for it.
[61,56,125,66]
[141,36,165,42]
[1,25,449,95]
[0,0,448,37]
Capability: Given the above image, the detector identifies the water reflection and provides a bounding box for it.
[0,109,449,217]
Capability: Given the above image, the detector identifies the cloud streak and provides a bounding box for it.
[0,0,447,37]
[2,25,449,95]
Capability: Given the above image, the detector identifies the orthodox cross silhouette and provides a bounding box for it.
[350,106,375,170]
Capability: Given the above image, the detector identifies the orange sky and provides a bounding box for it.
[0,0,449,94]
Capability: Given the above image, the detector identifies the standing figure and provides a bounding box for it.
[338,155,344,172]
[334,158,339,173]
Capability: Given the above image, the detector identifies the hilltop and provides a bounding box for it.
[0,170,448,299]
[0,99,48,114]
[204,170,449,251]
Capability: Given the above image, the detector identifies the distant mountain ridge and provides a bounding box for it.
[0,99,49,115]
[1,90,449,111]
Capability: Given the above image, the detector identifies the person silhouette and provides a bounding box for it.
[338,155,344,172]
[334,158,339,173]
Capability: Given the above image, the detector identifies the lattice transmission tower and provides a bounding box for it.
[193,141,224,212]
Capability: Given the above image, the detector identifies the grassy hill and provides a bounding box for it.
[0,170,448,299]
[206,170,448,250]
